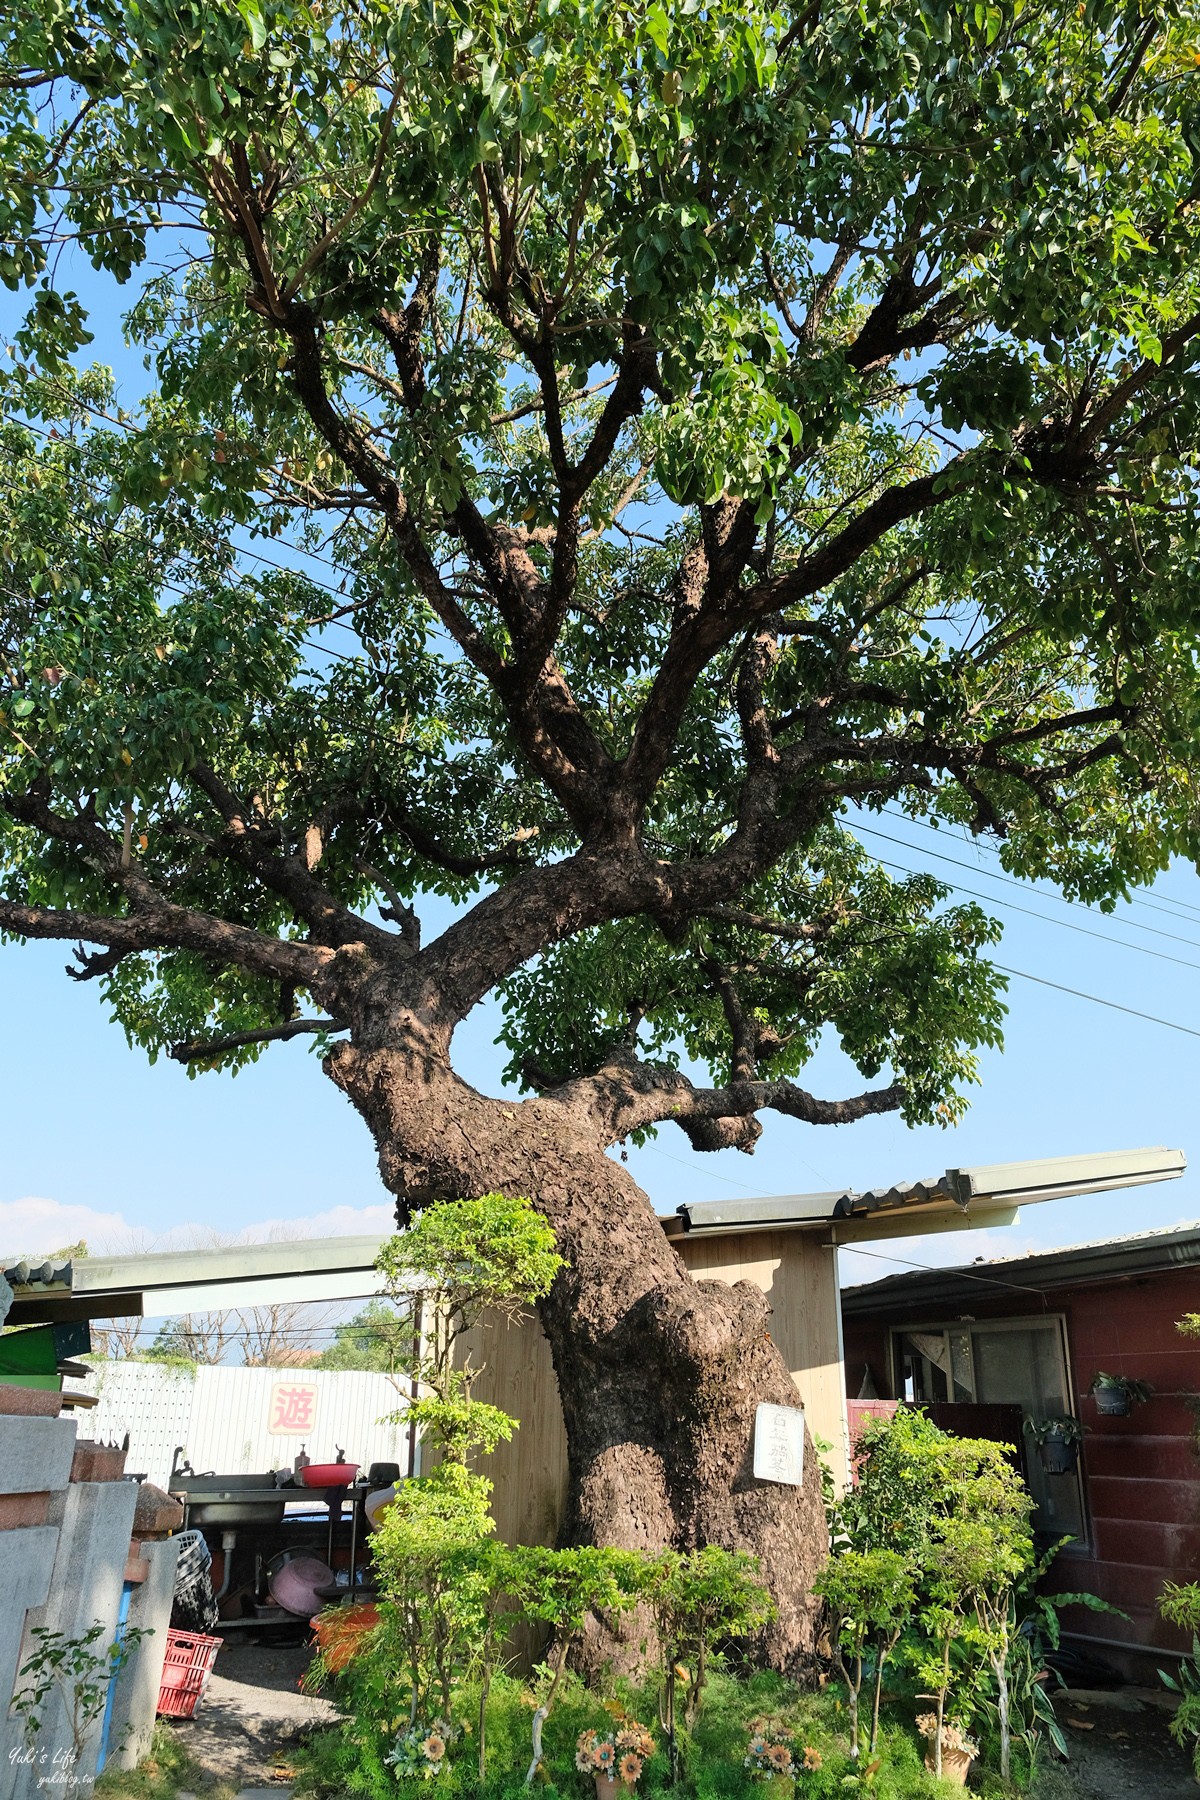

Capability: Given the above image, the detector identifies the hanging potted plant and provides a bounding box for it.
[1088,1372,1152,1417]
[1024,1414,1086,1475]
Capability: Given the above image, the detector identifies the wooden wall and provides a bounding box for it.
[462,1226,847,1550]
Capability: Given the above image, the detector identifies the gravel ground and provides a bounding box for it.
[167,1642,338,1789]
[1052,1690,1196,1800]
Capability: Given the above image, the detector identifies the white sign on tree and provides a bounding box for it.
[753,1402,805,1487]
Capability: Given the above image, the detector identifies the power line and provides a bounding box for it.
[865,845,1200,974]
[838,1242,1046,1296]
[639,1138,832,1191]
[12,416,456,655]
[638,1144,762,1191]
[858,820,1200,957]
[878,805,1200,930]
[10,422,1200,1047]
[994,962,1200,1039]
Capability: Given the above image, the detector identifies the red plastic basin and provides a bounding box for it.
[298,1462,359,1488]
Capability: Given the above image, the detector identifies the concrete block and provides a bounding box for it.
[0,1417,77,1495]
[107,1536,182,1772]
[0,1526,59,1799]
[9,1480,138,1800]
[131,1483,183,1539]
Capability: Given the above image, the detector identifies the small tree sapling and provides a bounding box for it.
[814,1549,913,1758]
[644,1547,775,1780]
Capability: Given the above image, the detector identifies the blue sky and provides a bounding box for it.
[5,811,1199,1290]
[3,254,1200,1291]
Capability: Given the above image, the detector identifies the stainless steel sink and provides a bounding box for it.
[169,1473,287,1527]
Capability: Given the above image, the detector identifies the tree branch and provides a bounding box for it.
[187,761,395,952]
[549,1050,904,1150]
[0,898,325,986]
[168,1016,346,1064]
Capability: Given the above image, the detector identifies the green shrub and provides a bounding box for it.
[1158,1582,1200,1779]
[294,1667,1007,1800]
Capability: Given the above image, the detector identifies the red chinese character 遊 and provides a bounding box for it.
[270,1383,316,1433]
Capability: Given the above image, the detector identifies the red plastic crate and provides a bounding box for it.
[156,1629,221,1719]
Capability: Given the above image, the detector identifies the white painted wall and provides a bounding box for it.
[64,1362,411,1487]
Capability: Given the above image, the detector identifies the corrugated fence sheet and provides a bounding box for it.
[65,1362,411,1487]
[66,1361,195,1485]
[189,1365,409,1477]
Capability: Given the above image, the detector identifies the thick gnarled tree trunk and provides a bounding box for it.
[325,1028,828,1671]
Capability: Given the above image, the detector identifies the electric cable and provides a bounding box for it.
[864,846,1200,973]
[860,818,1200,950]
[993,963,1200,1039]
[9,421,1200,1042]
[878,804,1200,930]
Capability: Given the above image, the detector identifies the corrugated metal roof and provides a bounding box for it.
[2,1256,73,1290]
[671,1148,1185,1237]
[841,1217,1200,1314]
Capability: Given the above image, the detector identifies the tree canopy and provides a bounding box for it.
[1,0,1199,1145]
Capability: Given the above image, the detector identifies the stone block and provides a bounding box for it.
[131,1483,184,1539]
[70,1440,127,1484]
[0,1494,49,1531]
[106,1537,182,1772]
[0,1385,62,1418]
[0,1527,60,1800]
[0,1416,77,1496]
[123,1551,149,1584]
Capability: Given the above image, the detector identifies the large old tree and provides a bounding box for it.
[2,0,1200,1662]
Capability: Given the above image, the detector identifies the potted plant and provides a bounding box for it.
[575,1721,655,1799]
[915,1714,977,1785]
[744,1727,823,1786]
[1088,1371,1152,1417]
[386,1722,450,1780]
[1023,1414,1086,1475]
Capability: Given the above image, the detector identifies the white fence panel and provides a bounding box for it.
[63,1363,411,1487]
[188,1365,409,1477]
[65,1362,196,1487]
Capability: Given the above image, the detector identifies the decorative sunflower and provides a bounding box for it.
[617,1753,643,1784]
[802,1747,822,1771]
[766,1744,793,1772]
[423,1735,446,1762]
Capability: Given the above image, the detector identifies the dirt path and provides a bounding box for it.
[1054,1691,1195,1800]
[168,1643,338,1791]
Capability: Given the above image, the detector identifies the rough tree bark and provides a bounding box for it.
[324,1018,828,1671]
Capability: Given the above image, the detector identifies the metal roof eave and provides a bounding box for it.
[841,1217,1200,1316]
[70,1232,392,1297]
[668,1147,1185,1239]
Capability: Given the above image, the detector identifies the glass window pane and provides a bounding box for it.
[971,1324,1084,1543]
[897,1332,950,1403]
[949,1329,975,1402]
[972,1324,1067,1416]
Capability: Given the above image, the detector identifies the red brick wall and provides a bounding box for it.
[841,1264,1200,1668]
[1058,1266,1200,1661]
